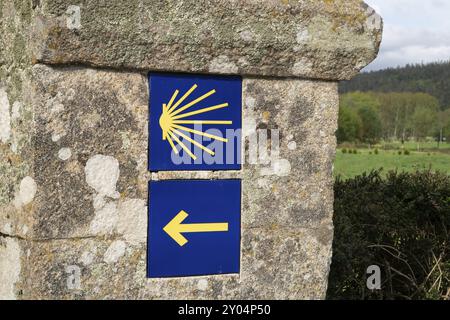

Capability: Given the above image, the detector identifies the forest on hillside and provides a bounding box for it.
[337,61,450,144]
[337,91,450,144]
[340,61,450,110]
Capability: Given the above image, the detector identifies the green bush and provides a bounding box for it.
[374,149,379,155]
[398,150,403,155]
[328,170,450,300]
[342,148,348,154]
[404,149,410,155]
[353,149,358,154]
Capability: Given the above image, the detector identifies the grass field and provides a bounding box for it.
[334,148,450,179]
[380,141,450,152]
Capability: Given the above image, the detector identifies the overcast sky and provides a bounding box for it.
[364,0,450,71]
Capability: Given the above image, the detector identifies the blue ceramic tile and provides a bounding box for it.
[147,179,241,277]
[149,73,242,171]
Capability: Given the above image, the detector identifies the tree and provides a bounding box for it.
[340,91,380,111]
[377,92,410,141]
[357,105,382,144]
[410,105,438,141]
[336,107,362,143]
[340,92,382,144]
[338,91,442,144]
[439,109,450,143]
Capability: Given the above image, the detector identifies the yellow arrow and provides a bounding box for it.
[163,210,229,246]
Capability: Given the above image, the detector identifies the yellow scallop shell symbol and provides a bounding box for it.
[159,84,232,160]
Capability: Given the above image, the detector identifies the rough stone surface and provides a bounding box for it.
[0,0,37,245]
[29,65,149,240]
[0,237,22,299]
[0,0,380,300]
[0,66,336,299]
[241,79,337,232]
[15,225,331,299]
[29,0,381,80]
[0,87,11,143]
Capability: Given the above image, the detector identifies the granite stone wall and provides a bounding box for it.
[0,0,382,299]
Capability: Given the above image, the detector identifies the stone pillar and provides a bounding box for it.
[0,0,382,299]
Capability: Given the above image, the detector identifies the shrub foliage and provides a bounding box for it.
[327,170,450,300]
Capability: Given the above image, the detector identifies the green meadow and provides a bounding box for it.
[334,146,450,179]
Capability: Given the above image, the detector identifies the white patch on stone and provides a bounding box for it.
[66,5,82,30]
[45,92,65,115]
[273,159,291,177]
[293,27,310,52]
[21,225,29,235]
[0,237,21,299]
[85,155,122,237]
[10,142,18,153]
[103,240,126,264]
[51,103,65,114]
[1,223,12,235]
[116,199,147,245]
[92,193,106,210]
[51,133,61,142]
[292,58,313,76]
[89,202,118,235]
[80,250,96,266]
[58,147,72,161]
[296,29,309,43]
[293,45,301,53]
[311,192,320,204]
[243,96,257,137]
[0,87,11,144]
[13,176,37,208]
[85,155,120,199]
[197,279,208,291]
[257,178,270,190]
[288,141,297,150]
[243,117,257,138]
[11,101,21,121]
[245,97,256,111]
[119,131,131,150]
[260,159,291,177]
[66,88,76,101]
[239,30,254,42]
[209,55,238,74]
